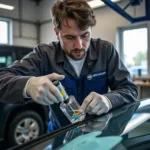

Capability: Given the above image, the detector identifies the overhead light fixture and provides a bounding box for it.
[0,3,14,10]
[88,0,121,9]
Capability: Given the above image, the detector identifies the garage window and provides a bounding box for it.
[0,18,12,44]
[118,24,148,77]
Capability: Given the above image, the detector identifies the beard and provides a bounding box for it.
[66,48,86,60]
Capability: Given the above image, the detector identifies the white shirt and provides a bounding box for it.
[66,55,86,77]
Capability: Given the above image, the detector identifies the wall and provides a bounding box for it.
[39,0,56,44]
[0,0,147,48]
[39,0,146,47]
[0,0,149,99]
[93,0,145,46]
[0,0,38,48]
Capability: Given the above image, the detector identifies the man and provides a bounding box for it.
[0,0,137,133]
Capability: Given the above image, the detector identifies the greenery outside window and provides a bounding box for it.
[118,24,148,77]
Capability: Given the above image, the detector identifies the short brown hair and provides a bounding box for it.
[51,0,96,30]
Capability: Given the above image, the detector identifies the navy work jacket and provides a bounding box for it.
[0,38,138,132]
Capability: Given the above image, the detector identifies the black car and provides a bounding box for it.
[0,45,49,149]
[8,98,150,150]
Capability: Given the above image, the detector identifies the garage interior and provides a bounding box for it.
[0,0,150,149]
[1,0,150,98]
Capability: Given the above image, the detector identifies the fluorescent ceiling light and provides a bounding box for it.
[88,0,121,9]
[0,3,14,10]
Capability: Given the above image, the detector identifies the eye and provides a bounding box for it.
[81,33,89,39]
[65,36,75,40]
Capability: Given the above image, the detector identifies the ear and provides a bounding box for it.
[54,27,60,40]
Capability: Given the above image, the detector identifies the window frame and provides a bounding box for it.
[0,17,13,45]
[117,23,149,76]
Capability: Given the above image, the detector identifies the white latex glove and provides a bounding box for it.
[26,73,65,105]
[81,92,112,115]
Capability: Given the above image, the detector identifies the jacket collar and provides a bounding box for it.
[56,42,66,63]
[87,38,98,61]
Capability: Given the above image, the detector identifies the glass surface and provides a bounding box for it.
[123,28,148,77]
[0,55,13,68]
[9,98,150,150]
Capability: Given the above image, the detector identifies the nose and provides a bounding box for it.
[74,37,83,49]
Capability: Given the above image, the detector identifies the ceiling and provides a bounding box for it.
[29,0,43,5]
[19,0,150,23]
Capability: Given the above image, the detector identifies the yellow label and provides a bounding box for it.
[60,90,66,96]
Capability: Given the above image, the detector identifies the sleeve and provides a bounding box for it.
[103,43,138,108]
[23,77,34,98]
[0,45,45,104]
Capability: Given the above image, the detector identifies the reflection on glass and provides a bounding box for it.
[0,56,6,63]
[121,113,150,136]
[59,131,122,150]
[6,56,12,66]
[46,103,139,150]
[10,100,150,150]
[0,56,12,67]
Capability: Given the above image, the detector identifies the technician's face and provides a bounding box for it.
[55,19,92,60]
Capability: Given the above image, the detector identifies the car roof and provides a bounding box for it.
[9,98,150,150]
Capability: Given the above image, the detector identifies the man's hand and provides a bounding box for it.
[26,73,65,105]
[81,92,111,115]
